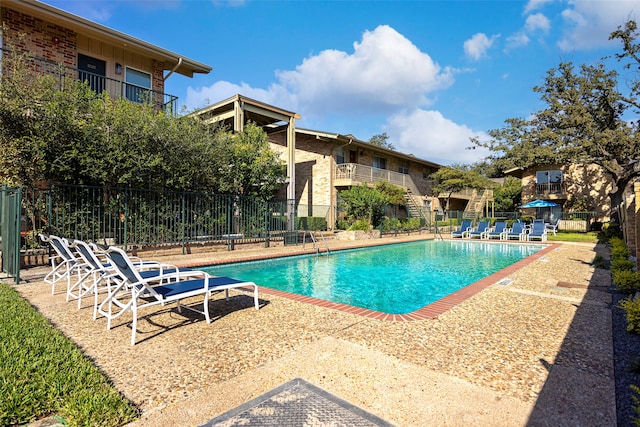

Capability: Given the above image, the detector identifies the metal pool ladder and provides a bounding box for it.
[304,231,330,256]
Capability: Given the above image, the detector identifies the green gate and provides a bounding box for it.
[0,186,22,284]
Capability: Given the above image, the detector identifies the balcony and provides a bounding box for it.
[1,49,178,112]
[336,163,418,187]
[535,182,566,198]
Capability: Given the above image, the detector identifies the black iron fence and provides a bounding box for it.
[21,184,292,252]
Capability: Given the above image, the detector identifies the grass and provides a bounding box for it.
[0,283,139,427]
[546,231,600,243]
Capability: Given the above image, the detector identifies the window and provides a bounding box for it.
[398,161,409,174]
[125,67,152,103]
[373,156,386,170]
[536,170,562,184]
[535,169,563,195]
[336,147,345,164]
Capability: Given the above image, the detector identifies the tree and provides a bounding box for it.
[0,49,286,197]
[339,184,389,227]
[368,132,395,150]
[473,56,637,221]
[214,123,286,200]
[431,166,492,211]
[493,176,522,212]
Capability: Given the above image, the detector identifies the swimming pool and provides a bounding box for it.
[202,240,544,314]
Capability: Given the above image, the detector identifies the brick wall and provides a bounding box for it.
[2,8,76,67]
[269,132,334,208]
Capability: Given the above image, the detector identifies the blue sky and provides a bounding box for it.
[43,0,640,165]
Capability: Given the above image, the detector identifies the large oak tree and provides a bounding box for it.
[474,20,640,221]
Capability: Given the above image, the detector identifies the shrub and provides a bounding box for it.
[614,270,640,294]
[335,220,350,230]
[349,220,371,230]
[591,254,609,269]
[611,258,636,274]
[611,237,630,260]
[297,217,327,231]
[632,385,640,426]
[520,215,535,224]
[602,222,623,240]
[620,297,640,335]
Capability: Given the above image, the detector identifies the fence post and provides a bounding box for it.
[264,201,270,248]
[181,191,186,255]
[46,183,53,236]
[227,195,233,251]
[123,188,128,252]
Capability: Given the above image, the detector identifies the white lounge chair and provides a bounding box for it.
[39,234,79,295]
[451,220,473,239]
[67,239,182,319]
[468,221,491,239]
[487,221,508,240]
[527,221,548,241]
[505,222,527,241]
[98,246,260,345]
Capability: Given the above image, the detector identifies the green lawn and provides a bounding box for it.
[547,231,600,243]
[0,283,139,427]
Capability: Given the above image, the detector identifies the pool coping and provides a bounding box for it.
[181,239,561,322]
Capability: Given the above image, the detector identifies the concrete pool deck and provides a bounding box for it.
[16,233,615,426]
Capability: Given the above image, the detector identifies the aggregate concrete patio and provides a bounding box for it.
[16,234,615,426]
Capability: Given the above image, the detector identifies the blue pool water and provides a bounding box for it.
[202,240,543,314]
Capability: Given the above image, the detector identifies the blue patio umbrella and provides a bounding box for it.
[519,199,558,208]
[519,199,559,221]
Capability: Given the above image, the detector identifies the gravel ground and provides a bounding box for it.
[15,236,618,426]
[612,287,640,427]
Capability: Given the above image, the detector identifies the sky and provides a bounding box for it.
[42,0,640,166]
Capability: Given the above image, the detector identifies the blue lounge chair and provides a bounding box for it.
[487,221,507,240]
[528,220,547,241]
[468,221,490,239]
[98,246,260,345]
[505,222,527,241]
[451,220,472,239]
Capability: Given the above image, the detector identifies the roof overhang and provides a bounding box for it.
[297,128,442,169]
[3,0,212,78]
[504,167,524,179]
[193,94,300,128]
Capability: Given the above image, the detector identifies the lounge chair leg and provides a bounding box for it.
[131,305,137,346]
[253,285,259,310]
[204,291,211,324]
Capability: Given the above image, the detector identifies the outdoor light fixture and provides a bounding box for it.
[115,63,122,75]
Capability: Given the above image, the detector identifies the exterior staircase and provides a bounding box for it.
[404,188,431,225]
[463,189,492,220]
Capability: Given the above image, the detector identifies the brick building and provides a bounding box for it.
[1,0,211,111]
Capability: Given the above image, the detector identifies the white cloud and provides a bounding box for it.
[276,25,454,115]
[505,32,530,50]
[184,81,294,112]
[524,0,554,14]
[525,13,551,33]
[463,33,499,61]
[186,25,455,118]
[558,0,640,51]
[384,109,491,165]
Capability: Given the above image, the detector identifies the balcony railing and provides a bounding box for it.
[335,163,434,196]
[1,49,178,113]
[535,182,565,196]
